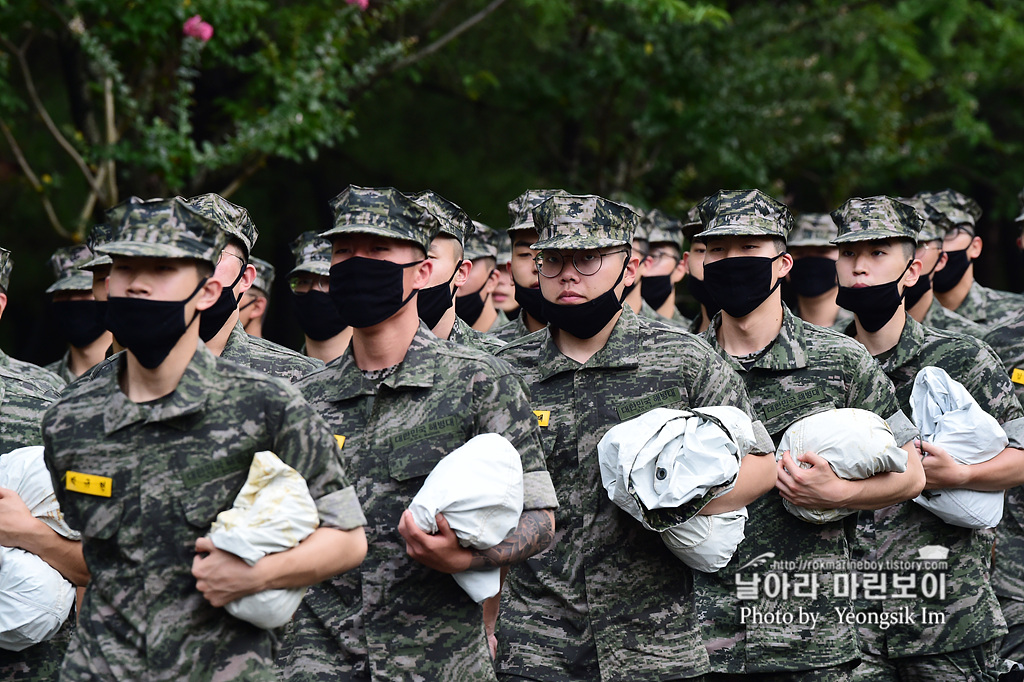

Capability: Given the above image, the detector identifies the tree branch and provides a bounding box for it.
[388,0,510,73]
[0,117,72,239]
[0,34,109,205]
[218,154,268,199]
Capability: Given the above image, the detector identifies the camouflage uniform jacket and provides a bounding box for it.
[0,348,65,393]
[494,306,774,682]
[952,280,1024,330]
[286,323,556,682]
[493,315,533,343]
[0,369,66,682]
[638,299,687,329]
[857,314,1022,657]
[43,345,363,682]
[696,306,917,674]
[488,307,510,332]
[448,316,506,354]
[921,296,988,338]
[984,309,1024,403]
[220,321,322,382]
[45,351,77,386]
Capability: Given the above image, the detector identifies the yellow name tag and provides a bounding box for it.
[534,410,550,427]
[65,471,112,497]
[334,435,346,450]
[1012,368,1024,385]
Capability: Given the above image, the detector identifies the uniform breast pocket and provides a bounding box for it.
[386,414,467,483]
[64,469,126,541]
[178,452,252,529]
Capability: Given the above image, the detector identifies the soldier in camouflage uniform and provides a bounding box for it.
[692,190,923,681]
[784,212,853,330]
[493,193,777,681]
[412,190,505,354]
[0,365,80,682]
[456,220,507,333]
[923,189,1024,330]
[42,196,367,681]
[186,193,322,382]
[901,193,989,338]
[280,186,557,681]
[682,205,720,334]
[0,247,66,392]
[493,189,568,342]
[639,207,692,326]
[492,230,520,319]
[237,255,274,338]
[830,195,1024,680]
[287,231,352,364]
[44,244,113,383]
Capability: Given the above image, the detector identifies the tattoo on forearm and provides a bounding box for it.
[469,509,554,570]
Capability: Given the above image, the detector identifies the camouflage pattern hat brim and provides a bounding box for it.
[643,208,684,248]
[248,256,275,294]
[681,205,704,241]
[694,189,794,240]
[323,185,439,253]
[411,190,474,247]
[46,271,93,294]
[289,231,332,278]
[530,195,639,250]
[507,189,570,233]
[78,254,113,272]
[830,196,922,244]
[79,223,116,271]
[465,221,499,260]
[898,196,940,243]
[787,213,838,247]
[287,262,330,278]
[919,188,982,233]
[186,193,259,257]
[98,196,227,265]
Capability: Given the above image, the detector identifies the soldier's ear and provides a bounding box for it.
[0,292,6,320]
[195,278,223,312]
[967,235,983,259]
[454,259,472,289]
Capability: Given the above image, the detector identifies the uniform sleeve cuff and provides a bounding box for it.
[523,470,559,510]
[315,485,367,531]
[887,409,919,447]
[1003,416,1024,451]
[750,420,775,455]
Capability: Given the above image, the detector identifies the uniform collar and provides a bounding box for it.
[103,343,214,435]
[536,305,641,382]
[706,305,809,371]
[319,321,439,402]
[875,313,924,373]
[0,348,9,368]
[218,321,251,368]
[955,280,986,321]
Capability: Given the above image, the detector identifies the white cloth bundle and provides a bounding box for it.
[0,446,77,651]
[910,366,1007,529]
[776,409,908,524]
[208,450,320,629]
[409,433,524,603]
[597,406,755,572]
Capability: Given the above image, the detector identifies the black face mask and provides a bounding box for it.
[514,282,548,325]
[836,259,914,333]
[903,255,942,309]
[105,279,206,369]
[703,254,785,319]
[640,274,674,310]
[931,248,970,293]
[455,275,491,327]
[417,262,461,329]
[788,257,837,298]
[52,299,108,348]
[541,258,628,339]
[292,290,347,341]
[329,257,421,329]
[198,264,246,341]
[687,275,721,319]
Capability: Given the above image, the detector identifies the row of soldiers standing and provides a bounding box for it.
[0,184,1023,681]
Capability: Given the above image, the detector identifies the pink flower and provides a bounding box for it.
[183,15,214,42]
[346,0,369,10]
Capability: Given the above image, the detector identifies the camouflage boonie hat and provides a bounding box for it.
[465,221,499,261]
[920,188,981,234]
[79,223,117,271]
[0,247,11,292]
[644,208,685,250]
[694,189,793,240]
[46,244,94,294]
[411,190,474,247]
[830,196,922,244]
[531,195,639,250]
[1014,186,1024,223]
[288,231,332,278]
[98,196,227,266]
[899,195,941,243]
[787,213,838,247]
[249,256,275,294]
[507,189,569,233]
[324,185,438,253]
[186,193,258,258]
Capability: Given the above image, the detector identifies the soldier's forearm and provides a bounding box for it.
[700,452,776,515]
[468,509,554,570]
[18,519,90,586]
[959,446,1024,491]
[844,444,925,509]
[259,526,367,591]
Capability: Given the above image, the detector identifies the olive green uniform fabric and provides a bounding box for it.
[43,345,363,681]
[220,321,322,382]
[44,351,78,386]
[281,323,556,681]
[494,306,773,682]
[493,315,534,343]
[0,349,66,393]
[920,296,988,338]
[448,316,506,354]
[984,309,1024,403]
[950,281,1024,331]
[695,306,916,675]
